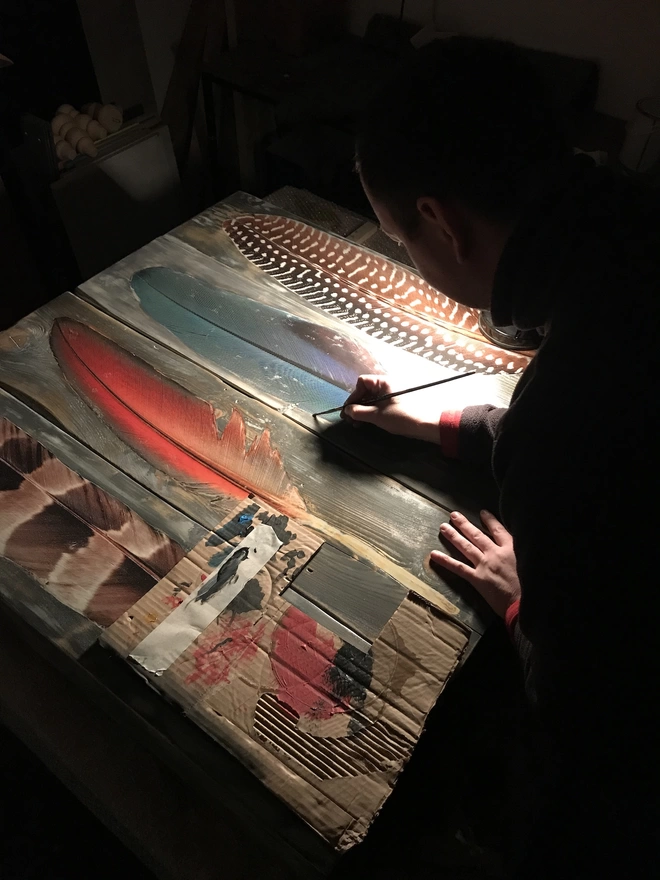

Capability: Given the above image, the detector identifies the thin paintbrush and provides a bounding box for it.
[312,370,478,417]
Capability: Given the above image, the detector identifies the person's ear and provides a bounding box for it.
[416,197,469,264]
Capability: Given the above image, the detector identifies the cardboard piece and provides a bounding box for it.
[103,497,469,850]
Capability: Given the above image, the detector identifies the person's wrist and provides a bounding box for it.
[416,418,443,445]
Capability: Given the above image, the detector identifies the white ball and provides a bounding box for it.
[97,104,123,133]
[65,126,87,148]
[57,104,77,116]
[59,121,76,139]
[51,113,71,135]
[77,136,98,158]
[86,120,108,141]
[75,113,92,130]
[56,140,77,161]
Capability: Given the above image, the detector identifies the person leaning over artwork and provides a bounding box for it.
[343,36,659,879]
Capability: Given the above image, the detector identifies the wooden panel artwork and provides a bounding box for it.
[222,213,532,375]
[130,265,380,415]
[50,317,305,517]
[0,419,184,626]
[0,294,484,631]
[76,227,513,528]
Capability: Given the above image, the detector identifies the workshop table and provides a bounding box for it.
[0,189,521,878]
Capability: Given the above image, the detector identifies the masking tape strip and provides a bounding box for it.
[130,524,282,675]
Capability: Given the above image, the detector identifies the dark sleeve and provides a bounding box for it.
[439,404,507,465]
[504,599,536,705]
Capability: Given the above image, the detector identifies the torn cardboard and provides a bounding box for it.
[102,498,469,851]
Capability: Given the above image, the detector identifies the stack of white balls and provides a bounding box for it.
[51,102,123,163]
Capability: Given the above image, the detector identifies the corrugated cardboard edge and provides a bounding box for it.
[102,499,469,850]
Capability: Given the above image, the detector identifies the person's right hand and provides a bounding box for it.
[341,375,442,444]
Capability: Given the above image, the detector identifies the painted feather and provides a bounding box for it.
[131,267,355,414]
[133,266,382,391]
[50,319,306,516]
[0,419,182,578]
[0,420,184,626]
[224,214,531,375]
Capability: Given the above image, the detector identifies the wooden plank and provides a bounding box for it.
[0,419,187,629]
[0,389,207,655]
[74,228,509,518]
[0,294,484,632]
[170,192,529,375]
[0,557,100,659]
[287,543,408,643]
[0,387,207,551]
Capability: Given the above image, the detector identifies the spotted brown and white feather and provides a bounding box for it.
[224,214,531,375]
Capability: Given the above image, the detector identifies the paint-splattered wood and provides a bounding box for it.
[0,294,486,632]
[75,230,511,518]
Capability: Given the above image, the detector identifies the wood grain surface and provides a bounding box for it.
[76,219,512,520]
[0,294,485,632]
[287,544,408,643]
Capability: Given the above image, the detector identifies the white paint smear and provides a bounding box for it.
[130,525,282,675]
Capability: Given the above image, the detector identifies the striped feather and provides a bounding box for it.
[224,214,531,375]
[0,419,184,626]
[50,320,306,516]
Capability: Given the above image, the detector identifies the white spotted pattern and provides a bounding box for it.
[224,214,531,375]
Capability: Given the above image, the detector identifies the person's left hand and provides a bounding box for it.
[430,510,521,618]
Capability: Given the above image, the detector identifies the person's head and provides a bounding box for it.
[356,37,570,309]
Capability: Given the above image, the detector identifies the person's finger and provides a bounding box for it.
[448,511,492,551]
[342,375,389,409]
[343,403,384,424]
[480,509,510,546]
[430,549,477,586]
[439,522,483,565]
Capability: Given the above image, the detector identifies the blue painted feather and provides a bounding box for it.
[132,268,381,388]
[131,267,370,414]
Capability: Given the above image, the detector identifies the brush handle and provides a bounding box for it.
[312,370,477,416]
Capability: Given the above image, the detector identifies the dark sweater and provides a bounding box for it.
[441,158,660,876]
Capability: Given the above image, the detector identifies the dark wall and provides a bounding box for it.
[0,0,99,140]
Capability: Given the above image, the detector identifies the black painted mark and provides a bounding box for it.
[226,577,265,616]
[195,546,250,603]
[281,548,306,575]
[257,511,296,544]
[324,642,374,733]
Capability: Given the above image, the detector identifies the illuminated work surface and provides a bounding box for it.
[0,189,522,876]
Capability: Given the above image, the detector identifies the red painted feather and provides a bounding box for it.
[50,320,305,516]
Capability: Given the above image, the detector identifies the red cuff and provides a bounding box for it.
[504,599,521,638]
[439,409,463,458]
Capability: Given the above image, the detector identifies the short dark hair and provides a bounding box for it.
[356,37,571,229]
